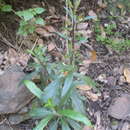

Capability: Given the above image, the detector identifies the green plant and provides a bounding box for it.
[0,1,45,36]
[94,22,130,52]
[23,45,94,130]
[20,0,96,129]
[55,0,95,65]
[15,8,45,36]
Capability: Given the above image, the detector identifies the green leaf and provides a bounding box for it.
[35,18,45,25]
[76,37,88,45]
[75,0,81,10]
[33,115,53,130]
[30,107,53,119]
[28,25,35,34]
[33,8,45,14]
[61,119,71,130]
[59,82,75,107]
[49,120,58,130]
[61,73,73,97]
[19,20,28,26]
[42,79,61,104]
[44,99,55,109]
[16,11,34,21]
[22,11,34,21]
[71,89,86,114]
[1,5,12,12]
[67,119,82,130]
[58,109,92,126]
[24,80,43,99]
[17,24,29,36]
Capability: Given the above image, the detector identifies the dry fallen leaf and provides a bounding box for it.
[77,22,88,30]
[18,53,29,67]
[76,85,92,91]
[100,25,106,38]
[82,50,97,66]
[6,48,29,67]
[50,51,62,60]
[88,10,97,20]
[97,0,107,8]
[82,59,92,66]
[124,68,130,83]
[77,30,92,38]
[7,48,18,64]
[117,3,125,9]
[83,126,93,130]
[44,25,56,33]
[90,50,97,61]
[49,6,56,15]
[0,53,4,65]
[79,66,88,75]
[86,91,99,101]
[37,38,44,45]
[35,28,52,37]
[48,43,56,52]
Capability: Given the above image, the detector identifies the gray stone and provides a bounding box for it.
[0,65,33,114]
[108,94,130,119]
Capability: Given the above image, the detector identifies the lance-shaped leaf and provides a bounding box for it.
[33,115,53,130]
[42,79,61,104]
[61,119,71,130]
[61,73,73,97]
[71,89,86,114]
[67,119,82,130]
[49,120,58,130]
[58,109,92,126]
[30,107,53,119]
[24,80,43,99]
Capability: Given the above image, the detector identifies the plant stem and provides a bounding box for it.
[65,0,69,56]
[71,0,76,66]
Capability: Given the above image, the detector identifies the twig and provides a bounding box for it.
[29,37,39,58]
[0,32,17,50]
[0,118,6,125]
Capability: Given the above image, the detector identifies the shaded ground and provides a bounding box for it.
[0,0,130,130]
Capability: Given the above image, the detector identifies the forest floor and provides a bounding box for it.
[0,0,130,130]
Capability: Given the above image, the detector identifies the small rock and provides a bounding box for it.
[107,76,116,86]
[0,123,21,130]
[108,94,130,119]
[0,65,33,114]
[121,122,130,130]
[113,66,124,76]
[119,76,126,85]
[8,113,30,125]
[96,74,107,83]
[0,124,12,130]
[18,107,28,114]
